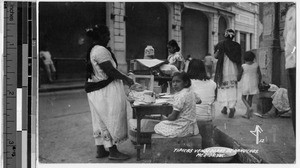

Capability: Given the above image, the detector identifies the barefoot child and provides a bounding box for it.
[154,72,200,137]
[239,51,262,119]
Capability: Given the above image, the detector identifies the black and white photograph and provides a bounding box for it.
[1,0,298,167]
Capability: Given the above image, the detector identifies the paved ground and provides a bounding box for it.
[38,83,296,164]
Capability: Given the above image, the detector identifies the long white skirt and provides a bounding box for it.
[217,55,238,108]
[87,80,128,147]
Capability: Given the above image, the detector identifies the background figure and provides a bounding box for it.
[263,88,291,118]
[167,39,184,72]
[39,44,56,83]
[187,59,217,148]
[203,53,215,78]
[85,24,134,160]
[214,29,242,118]
[239,51,262,119]
[184,55,192,72]
[160,39,184,93]
[144,45,155,59]
[283,4,296,134]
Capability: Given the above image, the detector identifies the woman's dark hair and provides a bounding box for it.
[187,59,210,80]
[244,51,256,62]
[167,39,180,52]
[172,72,191,88]
[224,29,235,40]
[85,24,112,80]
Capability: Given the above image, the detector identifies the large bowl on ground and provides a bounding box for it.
[202,146,237,163]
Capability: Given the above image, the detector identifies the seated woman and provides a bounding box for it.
[187,59,217,147]
[263,87,291,118]
[154,72,200,138]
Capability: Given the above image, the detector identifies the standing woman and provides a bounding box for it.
[84,24,134,160]
[167,39,185,72]
[214,29,242,118]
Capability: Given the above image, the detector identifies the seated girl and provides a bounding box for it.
[187,59,217,147]
[154,72,200,138]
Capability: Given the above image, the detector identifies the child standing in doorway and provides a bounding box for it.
[39,44,56,83]
[154,72,200,137]
[239,51,262,119]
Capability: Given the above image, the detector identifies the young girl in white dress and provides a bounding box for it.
[187,59,217,147]
[239,51,262,119]
[154,72,200,137]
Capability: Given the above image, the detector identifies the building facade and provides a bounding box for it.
[257,2,295,87]
[39,2,259,83]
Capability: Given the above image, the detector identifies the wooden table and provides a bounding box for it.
[132,104,173,161]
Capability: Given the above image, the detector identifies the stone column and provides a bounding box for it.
[235,30,240,44]
[110,2,127,73]
[206,13,214,55]
[246,33,251,50]
[171,3,182,48]
[257,3,281,85]
[212,13,219,46]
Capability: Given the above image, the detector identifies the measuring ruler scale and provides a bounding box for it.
[3,2,37,168]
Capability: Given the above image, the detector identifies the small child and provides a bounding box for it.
[239,51,262,119]
[154,72,200,137]
[39,44,56,83]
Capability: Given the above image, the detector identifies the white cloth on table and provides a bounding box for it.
[191,79,216,121]
[87,45,128,148]
[154,88,199,138]
[241,62,259,95]
[217,54,238,108]
[159,64,179,75]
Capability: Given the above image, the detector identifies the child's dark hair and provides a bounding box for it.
[187,59,210,80]
[244,51,256,62]
[167,39,180,52]
[172,72,191,88]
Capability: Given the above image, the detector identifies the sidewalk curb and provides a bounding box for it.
[213,128,267,163]
[39,85,85,92]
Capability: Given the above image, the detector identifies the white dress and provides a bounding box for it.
[86,45,128,147]
[191,79,217,121]
[154,88,199,138]
[241,62,259,95]
[217,54,238,108]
